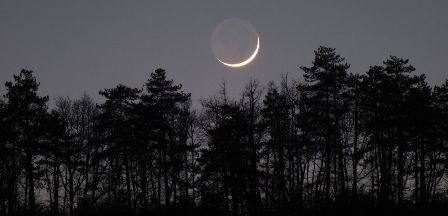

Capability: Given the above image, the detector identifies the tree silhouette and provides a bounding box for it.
[300,47,351,207]
[262,83,290,213]
[40,111,65,216]
[98,84,141,214]
[3,48,448,216]
[140,68,191,209]
[200,88,249,215]
[360,56,424,207]
[4,70,49,215]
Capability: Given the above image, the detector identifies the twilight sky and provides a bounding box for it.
[1,0,447,105]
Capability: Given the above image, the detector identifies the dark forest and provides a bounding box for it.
[1,47,448,216]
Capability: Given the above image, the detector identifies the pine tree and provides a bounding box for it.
[99,84,141,213]
[140,68,191,208]
[4,69,49,215]
[299,47,351,205]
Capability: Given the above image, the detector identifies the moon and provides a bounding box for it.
[217,36,259,68]
[211,18,260,68]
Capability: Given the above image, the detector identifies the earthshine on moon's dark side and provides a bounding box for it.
[1,1,448,216]
[211,18,259,68]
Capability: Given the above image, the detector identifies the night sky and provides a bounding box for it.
[1,0,447,105]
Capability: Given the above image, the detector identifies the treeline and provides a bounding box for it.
[1,47,448,216]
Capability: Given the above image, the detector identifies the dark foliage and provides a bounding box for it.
[1,48,448,216]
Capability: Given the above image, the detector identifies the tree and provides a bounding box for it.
[0,99,11,215]
[299,47,351,205]
[138,68,191,209]
[200,92,249,216]
[240,80,263,216]
[54,94,100,216]
[361,56,423,206]
[262,83,290,213]
[4,69,49,215]
[40,111,65,216]
[98,84,141,213]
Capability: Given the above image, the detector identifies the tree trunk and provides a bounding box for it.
[125,155,133,214]
[352,102,359,201]
[397,134,404,206]
[26,150,35,215]
[53,158,60,216]
[163,151,170,207]
[7,159,16,216]
[140,157,149,213]
[69,167,74,216]
[419,139,427,205]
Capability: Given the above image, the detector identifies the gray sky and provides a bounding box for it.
[1,0,447,105]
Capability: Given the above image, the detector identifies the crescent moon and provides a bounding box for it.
[216,36,260,68]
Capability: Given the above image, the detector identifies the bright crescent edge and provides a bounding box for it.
[216,36,260,68]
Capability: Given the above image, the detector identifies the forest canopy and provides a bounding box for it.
[1,47,448,216]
